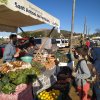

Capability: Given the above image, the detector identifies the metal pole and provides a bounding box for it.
[86,25,88,38]
[88,28,90,37]
[19,27,25,33]
[83,17,86,41]
[70,0,76,52]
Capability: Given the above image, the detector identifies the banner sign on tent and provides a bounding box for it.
[0,0,60,32]
[14,2,51,25]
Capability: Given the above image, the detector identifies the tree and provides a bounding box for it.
[21,32,31,38]
[32,31,45,37]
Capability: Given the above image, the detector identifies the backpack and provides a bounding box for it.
[79,59,97,83]
[86,61,97,83]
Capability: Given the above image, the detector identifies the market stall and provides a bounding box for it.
[0,0,62,100]
[0,49,72,100]
[0,56,61,99]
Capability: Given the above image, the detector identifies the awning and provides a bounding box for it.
[0,24,17,32]
[0,0,60,32]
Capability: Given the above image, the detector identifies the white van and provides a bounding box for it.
[56,39,69,48]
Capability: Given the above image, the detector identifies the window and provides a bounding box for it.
[56,41,60,43]
[62,40,65,43]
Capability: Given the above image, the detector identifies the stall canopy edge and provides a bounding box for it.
[0,0,60,32]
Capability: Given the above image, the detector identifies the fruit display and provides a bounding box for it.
[37,89,61,100]
[33,54,57,70]
[0,65,10,73]
[0,61,31,73]
[40,55,56,70]
[0,68,37,94]
[44,57,56,69]
[0,59,51,94]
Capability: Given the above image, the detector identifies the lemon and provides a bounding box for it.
[38,95,41,98]
[40,97,44,100]
[39,92,43,96]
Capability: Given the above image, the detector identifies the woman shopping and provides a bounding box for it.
[72,47,91,100]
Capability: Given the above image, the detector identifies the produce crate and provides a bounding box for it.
[32,74,57,94]
[0,84,33,100]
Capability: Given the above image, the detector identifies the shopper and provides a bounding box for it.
[86,38,90,49]
[3,34,19,62]
[72,46,91,100]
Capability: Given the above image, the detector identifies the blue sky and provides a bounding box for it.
[0,0,100,36]
[22,0,100,34]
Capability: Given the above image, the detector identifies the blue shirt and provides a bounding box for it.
[3,42,16,62]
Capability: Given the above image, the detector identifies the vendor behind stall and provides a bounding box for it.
[3,34,19,62]
[20,37,38,57]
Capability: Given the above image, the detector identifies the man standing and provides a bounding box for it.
[3,34,19,62]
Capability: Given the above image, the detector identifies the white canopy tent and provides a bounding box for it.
[0,0,60,32]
